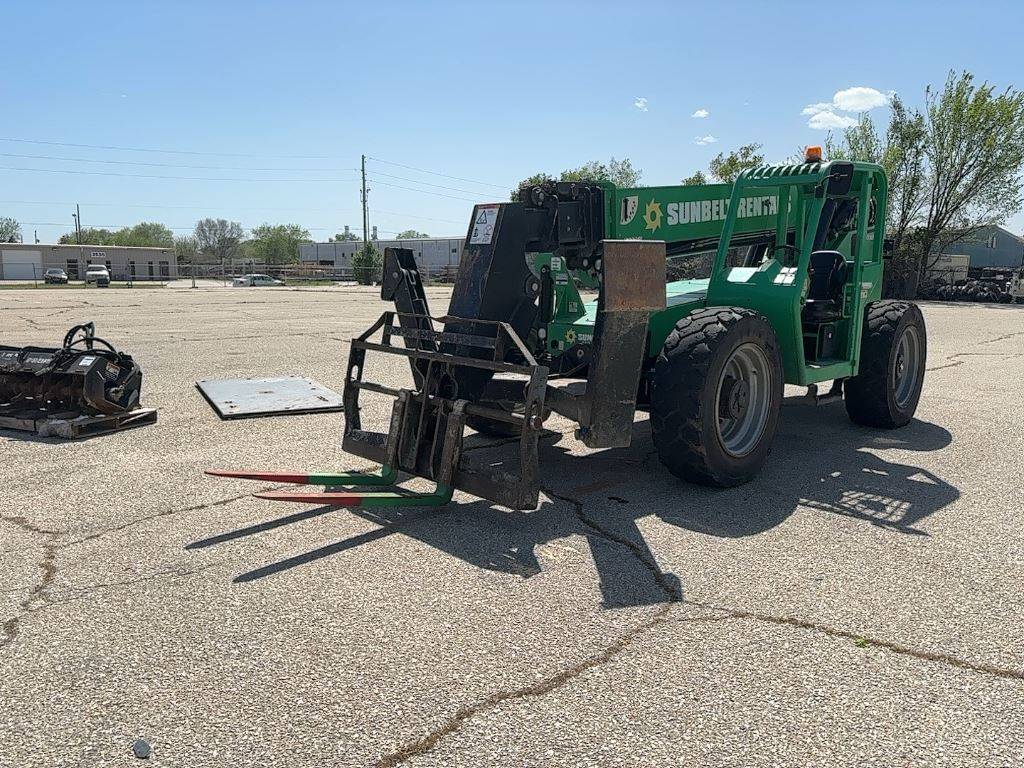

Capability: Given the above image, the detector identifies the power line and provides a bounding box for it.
[369,169,498,197]
[0,151,357,173]
[0,199,468,227]
[365,178,480,203]
[0,136,340,160]
[0,165,359,183]
[367,155,508,190]
[371,208,466,226]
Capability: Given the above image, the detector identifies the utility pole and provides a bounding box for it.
[360,154,369,250]
[73,204,82,244]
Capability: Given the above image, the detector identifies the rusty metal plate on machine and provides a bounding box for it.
[196,375,344,420]
[601,240,667,312]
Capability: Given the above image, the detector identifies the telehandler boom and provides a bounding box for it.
[211,149,927,509]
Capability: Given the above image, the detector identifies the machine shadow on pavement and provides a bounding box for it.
[189,400,957,610]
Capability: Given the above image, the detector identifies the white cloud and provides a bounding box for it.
[803,86,891,129]
[633,96,648,112]
[833,86,889,112]
[694,135,718,146]
[801,102,833,116]
[691,108,709,118]
[807,111,859,130]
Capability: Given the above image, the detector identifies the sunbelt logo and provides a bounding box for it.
[666,195,778,226]
[622,193,779,232]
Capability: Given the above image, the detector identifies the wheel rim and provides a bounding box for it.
[893,325,921,409]
[715,342,773,457]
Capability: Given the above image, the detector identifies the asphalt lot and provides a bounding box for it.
[1,284,1023,767]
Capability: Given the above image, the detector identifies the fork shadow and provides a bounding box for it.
[189,400,957,609]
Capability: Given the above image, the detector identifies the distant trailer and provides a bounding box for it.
[926,254,970,285]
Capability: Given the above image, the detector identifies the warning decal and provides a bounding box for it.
[469,205,500,244]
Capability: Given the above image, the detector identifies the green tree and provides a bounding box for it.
[513,157,641,198]
[58,227,116,245]
[351,243,382,285]
[827,99,927,272]
[247,223,310,264]
[194,218,244,260]
[825,114,883,164]
[111,222,174,247]
[680,144,764,185]
[174,235,200,263]
[916,71,1024,267]
[708,143,765,183]
[396,229,430,239]
[0,216,21,243]
[828,71,1024,291]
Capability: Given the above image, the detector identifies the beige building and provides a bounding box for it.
[0,243,179,281]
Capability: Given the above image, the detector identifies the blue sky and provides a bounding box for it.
[2,0,1022,244]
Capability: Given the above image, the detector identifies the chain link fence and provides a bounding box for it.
[177,262,459,286]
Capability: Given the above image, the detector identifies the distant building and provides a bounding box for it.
[299,236,464,277]
[0,243,178,281]
[934,225,1024,269]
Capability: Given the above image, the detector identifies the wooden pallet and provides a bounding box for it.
[0,407,158,439]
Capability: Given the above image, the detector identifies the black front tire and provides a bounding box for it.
[845,300,927,428]
[651,307,783,487]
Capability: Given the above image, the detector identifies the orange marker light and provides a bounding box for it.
[805,145,823,163]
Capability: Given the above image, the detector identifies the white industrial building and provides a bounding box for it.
[0,243,178,281]
[299,236,465,278]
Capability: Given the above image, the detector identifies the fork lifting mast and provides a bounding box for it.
[211,150,927,509]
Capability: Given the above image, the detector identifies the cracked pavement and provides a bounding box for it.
[1,285,1023,766]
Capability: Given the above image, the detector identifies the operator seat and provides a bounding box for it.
[802,250,848,324]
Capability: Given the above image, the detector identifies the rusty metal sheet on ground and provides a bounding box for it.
[195,375,344,420]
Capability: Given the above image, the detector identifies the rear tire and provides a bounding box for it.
[845,300,926,428]
[651,307,783,487]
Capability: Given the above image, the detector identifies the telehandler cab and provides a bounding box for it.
[211,148,927,509]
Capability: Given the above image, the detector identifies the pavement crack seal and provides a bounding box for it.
[376,471,1024,765]
[375,611,721,768]
[48,564,220,606]
[0,532,59,651]
[685,602,1024,682]
[374,485,682,767]
[1,511,225,650]
[69,488,285,546]
[926,350,1024,372]
[543,485,682,603]
[548,477,1024,683]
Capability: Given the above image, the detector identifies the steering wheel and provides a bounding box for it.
[774,243,800,265]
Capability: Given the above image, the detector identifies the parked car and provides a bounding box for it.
[43,268,68,285]
[84,264,111,287]
[233,273,284,287]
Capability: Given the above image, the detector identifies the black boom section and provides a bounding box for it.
[443,203,539,400]
[443,184,604,401]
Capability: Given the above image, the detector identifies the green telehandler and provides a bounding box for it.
[211,149,927,509]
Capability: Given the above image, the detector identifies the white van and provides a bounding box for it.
[85,264,111,287]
